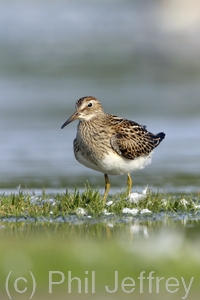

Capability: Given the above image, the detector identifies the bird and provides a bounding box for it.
[61,96,165,203]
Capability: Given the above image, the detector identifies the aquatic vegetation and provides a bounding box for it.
[0,187,200,300]
[0,185,199,220]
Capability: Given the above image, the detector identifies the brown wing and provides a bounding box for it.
[110,118,165,159]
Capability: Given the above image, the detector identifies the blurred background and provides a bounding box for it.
[1,0,200,193]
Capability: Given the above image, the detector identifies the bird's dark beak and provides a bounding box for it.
[61,111,79,129]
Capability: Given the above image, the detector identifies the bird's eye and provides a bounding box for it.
[87,102,92,107]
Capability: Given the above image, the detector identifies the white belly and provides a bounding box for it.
[75,150,153,175]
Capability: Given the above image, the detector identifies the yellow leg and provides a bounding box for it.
[103,174,110,203]
[127,173,132,195]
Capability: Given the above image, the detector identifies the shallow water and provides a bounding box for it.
[0,0,200,194]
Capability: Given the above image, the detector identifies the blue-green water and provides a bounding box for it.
[1,0,200,194]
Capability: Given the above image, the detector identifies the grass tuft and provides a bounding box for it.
[0,185,199,219]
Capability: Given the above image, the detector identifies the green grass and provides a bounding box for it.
[0,186,200,299]
[0,184,199,219]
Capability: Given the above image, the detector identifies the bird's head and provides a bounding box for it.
[61,96,104,128]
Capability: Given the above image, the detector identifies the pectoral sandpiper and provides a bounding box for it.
[61,96,165,203]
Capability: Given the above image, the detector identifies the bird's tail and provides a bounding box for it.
[156,132,165,142]
[154,132,165,147]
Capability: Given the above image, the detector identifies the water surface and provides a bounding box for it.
[1,0,200,194]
